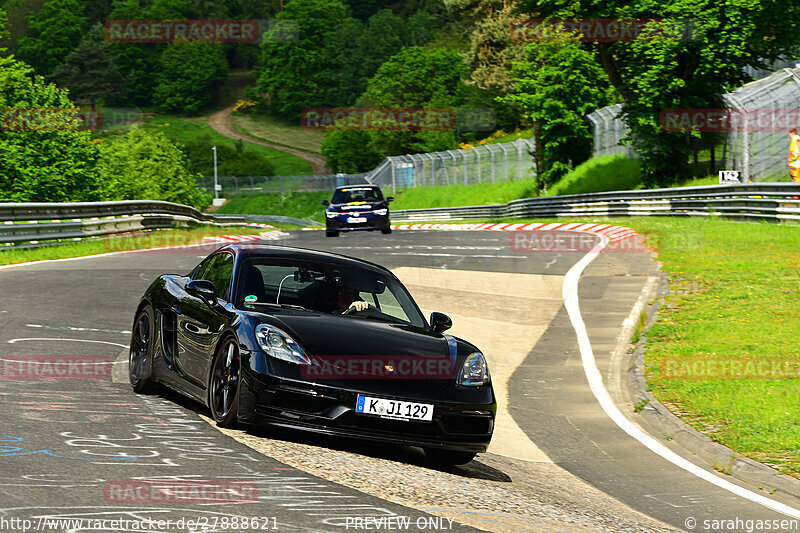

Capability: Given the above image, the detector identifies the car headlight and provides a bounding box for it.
[457,352,490,386]
[373,208,388,216]
[325,211,339,219]
[255,324,312,365]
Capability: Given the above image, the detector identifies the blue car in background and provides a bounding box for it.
[323,185,394,238]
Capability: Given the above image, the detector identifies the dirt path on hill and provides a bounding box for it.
[208,103,328,175]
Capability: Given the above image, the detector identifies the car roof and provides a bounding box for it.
[218,243,393,276]
[334,184,380,190]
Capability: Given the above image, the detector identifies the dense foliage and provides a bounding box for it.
[2,0,799,201]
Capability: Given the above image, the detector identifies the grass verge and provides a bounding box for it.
[232,114,324,154]
[215,192,331,223]
[0,226,266,266]
[95,112,313,176]
[544,154,641,196]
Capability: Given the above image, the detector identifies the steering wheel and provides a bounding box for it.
[342,304,382,317]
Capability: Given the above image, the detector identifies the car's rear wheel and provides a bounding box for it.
[423,448,477,466]
[209,337,240,427]
[381,228,392,235]
[129,306,154,393]
[326,230,339,238]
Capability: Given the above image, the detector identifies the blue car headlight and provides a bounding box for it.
[373,208,388,216]
[457,352,490,386]
[325,211,339,219]
[255,324,312,365]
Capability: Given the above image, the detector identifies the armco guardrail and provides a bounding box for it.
[0,200,249,247]
[391,183,800,223]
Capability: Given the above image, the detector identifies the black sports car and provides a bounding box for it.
[322,184,393,237]
[129,244,495,465]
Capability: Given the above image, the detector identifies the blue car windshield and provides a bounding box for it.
[331,187,383,204]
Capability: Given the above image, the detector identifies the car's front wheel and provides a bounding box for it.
[209,337,241,427]
[381,228,392,235]
[129,305,154,393]
[423,448,477,466]
[326,230,339,238]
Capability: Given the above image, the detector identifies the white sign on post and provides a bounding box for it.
[718,170,741,184]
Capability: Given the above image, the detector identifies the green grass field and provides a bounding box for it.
[232,114,324,154]
[215,192,331,223]
[137,114,313,176]
[625,217,800,477]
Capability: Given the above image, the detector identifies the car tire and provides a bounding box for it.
[381,228,392,235]
[325,231,339,238]
[129,305,155,393]
[209,337,241,427]
[423,448,477,466]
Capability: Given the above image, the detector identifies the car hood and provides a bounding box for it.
[330,201,385,212]
[271,313,448,359]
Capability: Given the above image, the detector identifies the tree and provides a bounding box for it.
[503,32,608,189]
[0,55,99,202]
[48,24,125,107]
[106,0,165,105]
[256,0,348,119]
[16,0,87,74]
[95,127,210,209]
[321,130,382,173]
[519,0,800,186]
[358,46,469,155]
[153,42,228,114]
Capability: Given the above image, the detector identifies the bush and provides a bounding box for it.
[96,127,210,210]
[544,154,641,197]
[180,134,275,177]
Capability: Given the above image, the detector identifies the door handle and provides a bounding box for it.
[184,322,210,335]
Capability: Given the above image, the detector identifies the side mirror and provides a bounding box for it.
[429,312,452,333]
[186,279,217,307]
[321,200,329,206]
[386,196,395,202]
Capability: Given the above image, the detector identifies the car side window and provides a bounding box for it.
[192,256,215,280]
[201,253,234,301]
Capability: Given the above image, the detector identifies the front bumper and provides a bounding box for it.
[326,213,390,232]
[238,366,495,452]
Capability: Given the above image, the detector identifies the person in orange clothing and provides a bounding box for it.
[789,128,800,182]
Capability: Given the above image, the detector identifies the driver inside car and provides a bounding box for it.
[335,288,369,313]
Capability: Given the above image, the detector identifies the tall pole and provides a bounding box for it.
[212,146,219,199]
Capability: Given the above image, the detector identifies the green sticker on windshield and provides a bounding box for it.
[245,295,258,303]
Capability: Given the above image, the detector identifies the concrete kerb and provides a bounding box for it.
[622,274,800,500]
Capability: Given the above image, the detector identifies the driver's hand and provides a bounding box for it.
[348,300,369,312]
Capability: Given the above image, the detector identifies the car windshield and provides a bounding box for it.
[236,258,425,328]
[331,187,383,204]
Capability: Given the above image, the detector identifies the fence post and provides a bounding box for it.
[463,150,468,185]
[474,147,481,183]
[517,140,523,181]
[491,147,496,183]
[391,158,397,194]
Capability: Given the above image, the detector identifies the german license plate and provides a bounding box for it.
[347,217,367,223]
[356,395,433,421]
